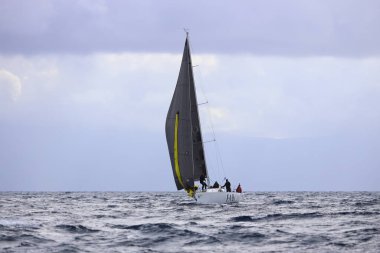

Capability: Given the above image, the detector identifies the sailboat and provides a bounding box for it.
[165,33,242,204]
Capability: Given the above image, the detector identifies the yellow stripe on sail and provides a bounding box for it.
[174,113,184,188]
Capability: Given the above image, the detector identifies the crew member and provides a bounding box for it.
[222,179,231,192]
[236,183,242,193]
[200,174,207,191]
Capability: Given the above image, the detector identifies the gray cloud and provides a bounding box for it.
[0,69,21,102]
[0,0,379,56]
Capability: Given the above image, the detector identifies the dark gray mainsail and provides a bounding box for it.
[165,36,207,192]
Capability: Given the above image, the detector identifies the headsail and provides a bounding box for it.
[165,36,208,192]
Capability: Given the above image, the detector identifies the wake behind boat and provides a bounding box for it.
[165,33,242,204]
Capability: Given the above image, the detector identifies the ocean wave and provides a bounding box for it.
[344,227,379,236]
[19,241,36,247]
[231,212,323,222]
[93,214,118,219]
[0,234,53,244]
[240,232,266,239]
[272,199,295,205]
[354,199,379,207]
[330,211,380,216]
[184,236,221,246]
[217,230,266,243]
[299,234,331,245]
[53,243,81,253]
[111,223,215,249]
[111,222,204,239]
[55,224,99,233]
[230,215,254,222]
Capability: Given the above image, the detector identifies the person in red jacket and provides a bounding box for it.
[236,183,242,193]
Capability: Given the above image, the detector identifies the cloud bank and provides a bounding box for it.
[1,54,379,139]
[0,0,379,56]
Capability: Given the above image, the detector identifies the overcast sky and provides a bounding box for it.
[1,0,379,191]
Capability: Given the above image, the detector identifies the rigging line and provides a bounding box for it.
[188,42,226,181]
[214,138,226,179]
[187,34,211,185]
[198,101,208,106]
[194,139,216,144]
[202,89,226,179]
[195,68,226,180]
[186,35,197,183]
[188,39,215,183]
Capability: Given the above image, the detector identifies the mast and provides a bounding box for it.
[186,33,210,187]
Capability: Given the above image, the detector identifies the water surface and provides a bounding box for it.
[0,192,379,252]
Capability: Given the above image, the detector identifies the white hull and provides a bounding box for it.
[194,189,242,204]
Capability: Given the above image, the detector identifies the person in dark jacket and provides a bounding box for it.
[200,174,207,191]
[222,179,231,192]
[212,181,219,188]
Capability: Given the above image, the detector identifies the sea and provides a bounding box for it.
[0,192,379,253]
